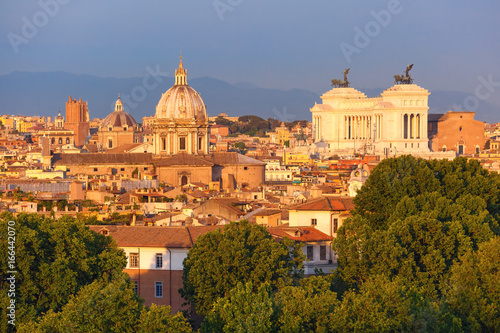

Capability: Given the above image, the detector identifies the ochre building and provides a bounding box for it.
[429,111,485,154]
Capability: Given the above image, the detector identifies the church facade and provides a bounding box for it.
[311,84,430,155]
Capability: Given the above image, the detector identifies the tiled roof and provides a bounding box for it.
[106,143,143,153]
[155,153,213,167]
[268,226,333,242]
[289,196,354,211]
[88,225,223,248]
[254,209,282,217]
[52,153,153,165]
[210,152,266,166]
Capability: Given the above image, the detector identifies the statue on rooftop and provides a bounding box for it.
[394,64,414,84]
[331,68,351,88]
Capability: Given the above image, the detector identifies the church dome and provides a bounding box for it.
[155,57,207,121]
[101,97,138,128]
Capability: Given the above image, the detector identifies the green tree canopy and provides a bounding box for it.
[0,213,126,329]
[332,275,452,333]
[18,273,193,333]
[274,275,340,332]
[334,156,500,297]
[203,276,339,333]
[445,236,500,332]
[202,282,276,333]
[180,220,304,316]
[352,155,500,230]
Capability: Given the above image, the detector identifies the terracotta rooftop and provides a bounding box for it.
[106,143,144,153]
[52,153,153,165]
[289,196,354,211]
[268,226,333,242]
[254,209,282,217]
[210,152,266,166]
[88,225,223,248]
[155,153,213,167]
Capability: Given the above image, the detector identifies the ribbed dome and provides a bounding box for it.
[101,97,138,128]
[154,57,207,121]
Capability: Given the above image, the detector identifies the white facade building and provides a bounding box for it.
[311,84,431,155]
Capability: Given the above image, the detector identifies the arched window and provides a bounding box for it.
[66,138,70,144]
[442,146,447,152]
[58,138,62,144]
[51,138,55,144]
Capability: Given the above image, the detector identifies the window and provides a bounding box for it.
[320,246,327,260]
[51,138,55,144]
[129,253,139,268]
[155,282,163,298]
[198,137,202,150]
[66,138,70,144]
[333,218,338,234]
[120,168,125,172]
[108,139,113,149]
[179,137,186,150]
[156,253,163,268]
[162,138,166,151]
[306,246,314,261]
[133,281,138,294]
[94,168,98,172]
[58,138,63,144]
[459,126,463,131]
[244,167,248,170]
[311,218,317,226]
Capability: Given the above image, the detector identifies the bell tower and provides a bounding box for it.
[65,96,90,147]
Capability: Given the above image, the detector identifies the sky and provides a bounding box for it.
[1,0,500,107]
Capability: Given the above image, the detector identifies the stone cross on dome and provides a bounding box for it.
[175,52,187,86]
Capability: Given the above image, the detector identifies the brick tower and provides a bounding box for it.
[65,96,90,147]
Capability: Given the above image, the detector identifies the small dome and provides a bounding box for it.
[155,57,207,121]
[101,96,138,128]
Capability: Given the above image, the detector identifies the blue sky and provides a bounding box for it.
[1,0,499,106]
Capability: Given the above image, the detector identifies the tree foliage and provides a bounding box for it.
[0,213,127,330]
[203,282,276,333]
[180,220,304,315]
[445,236,500,332]
[274,276,340,332]
[203,276,340,333]
[138,304,193,333]
[18,273,193,333]
[335,156,500,295]
[332,275,451,333]
[333,155,500,331]
[352,155,500,230]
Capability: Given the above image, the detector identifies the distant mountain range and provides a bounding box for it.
[0,71,497,123]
